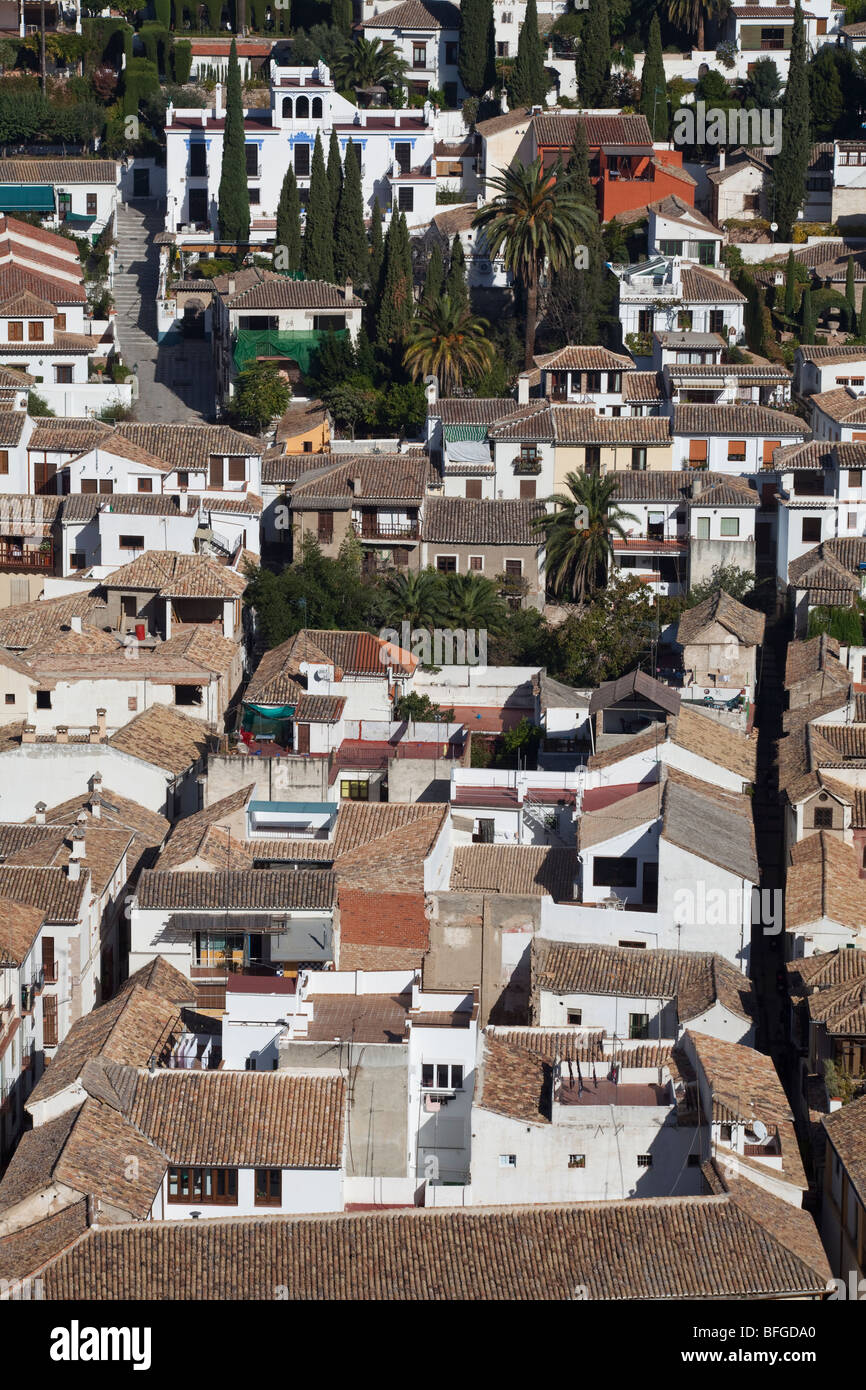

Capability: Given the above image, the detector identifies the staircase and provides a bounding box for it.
[113,202,159,368]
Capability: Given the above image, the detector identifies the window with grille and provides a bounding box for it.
[637,1154,653,1167]
[814,807,834,828]
[398,187,414,212]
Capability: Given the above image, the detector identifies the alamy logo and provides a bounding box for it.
[672,101,782,155]
[49,1321,152,1371]
[380,622,487,667]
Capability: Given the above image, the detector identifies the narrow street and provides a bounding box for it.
[114,202,215,422]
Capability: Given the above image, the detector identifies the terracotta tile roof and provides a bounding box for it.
[811,387,866,424]
[156,786,256,871]
[245,627,413,701]
[623,370,664,402]
[0,825,132,899]
[0,158,116,184]
[670,362,790,382]
[432,397,528,426]
[0,866,86,924]
[0,363,34,390]
[533,940,753,1021]
[773,441,830,471]
[671,705,758,781]
[604,469,686,501]
[363,0,459,24]
[422,496,543,545]
[534,346,634,371]
[27,417,112,452]
[0,262,85,305]
[0,1098,164,1221]
[587,720,665,770]
[477,1035,551,1122]
[797,344,866,363]
[34,1195,830,1299]
[475,107,532,138]
[787,946,866,1002]
[0,289,57,318]
[107,704,209,775]
[200,491,262,515]
[672,403,805,436]
[289,453,434,506]
[0,409,27,446]
[647,194,720,230]
[136,867,336,911]
[60,493,189,522]
[114,422,260,469]
[589,667,680,716]
[122,1069,345,1168]
[677,590,766,648]
[275,398,328,442]
[0,898,45,965]
[156,624,240,677]
[806,974,866,1037]
[338,889,429,952]
[786,831,866,931]
[222,269,363,311]
[450,845,576,900]
[293,694,346,723]
[27,985,184,1106]
[578,781,663,849]
[823,1094,866,1206]
[679,266,747,303]
[487,402,672,444]
[534,112,653,148]
[785,633,848,689]
[690,474,760,507]
[836,442,866,469]
[117,956,197,1006]
[101,551,248,599]
[302,628,415,677]
[662,772,758,880]
[0,1201,88,1285]
[430,203,477,236]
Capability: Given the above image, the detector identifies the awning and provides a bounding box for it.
[65,211,96,225]
[0,186,53,212]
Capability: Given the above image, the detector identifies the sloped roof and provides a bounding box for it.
[107,704,209,775]
[677,590,765,648]
[450,845,576,900]
[101,551,248,599]
[662,774,758,881]
[786,831,866,932]
[362,0,460,27]
[422,496,543,545]
[588,668,680,717]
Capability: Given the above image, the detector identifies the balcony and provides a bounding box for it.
[614,535,689,553]
[0,540,53,571]
[358,519,420,541]
[513,456,542,475]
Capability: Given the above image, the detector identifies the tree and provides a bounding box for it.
[784,249,797,317]
[393,691,456,723]
[639,14,668,140]
[331,0,353,34]
[800,284,814,345]
[534,471,637,601]
[474,157,598,367]
[377,381,427,435]
[335,36,408,98]
[327,128,343,227]
[543,119,604,347]
[172,39,192,85]
[459,0,495,98]
[422,242,444,304]
[577,0,611,108]
[445,233,468,313]
[442,572,508,632]
[380,568,447,629]
[744,56,781,108]
[810,44,845,138]
[229,361,290,431]
[369,198,384,296]
[509,0,548,108]
[333,140,367,287]
[552,574,655,687]
[301,132,335,282]
[243,535,372,649]
[685,566,756,606]
[324,382,378,439]
[275,166,301,271]
[376,212,414,349]
[217,40,250,248]
[773,0,810,240]
[846,254,857,332]
[404,294,495,393]
[664,0,730,51]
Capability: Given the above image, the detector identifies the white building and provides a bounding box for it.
[361,0,463,103]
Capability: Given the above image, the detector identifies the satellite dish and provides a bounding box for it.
[752,1120,768,1142]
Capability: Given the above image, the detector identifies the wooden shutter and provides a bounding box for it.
[688,440,708,464]
[762,439,781,465]
[42,935,55,982]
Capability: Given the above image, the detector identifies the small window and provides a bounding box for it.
[294,144,310,177]
[629,1012,650,1040]
[412,42,426,67]
[54,365,73,384]
[636,1154,653,1168]
[4,693,13,705]
[249,188,260,205]
[631,447,647,472]
[137,478,153,493]
[519,479,536,499]
[254,1169,282,1207]
[28,321,44,342]
[86,193,97,216]
[175,685,203,707]
[850,470,863,488]
[465,480,482,499]
[245,144,259,176]
[568,1154,585,1169]
[177,471,189,489]
[593,856,637,887]
[567,1009,582,1025]
[720,516,740,537]
[227,456,246,482]
[728,440,746,462]
[8,321,22,341]
[36,690,51,709]
[128,696,138,712]
[504,559,523,577]
[70,552,86,570]
[437,555,457,573]
[55,313,66,331]
[0,450,8,475]
[469,555,483,571]
[814,806,834,828]
[119,535,145,550]
[99,480,113,494]
[696,516,710,540]
[618,939,646,949]
[499,1153,517,1168]
[802,517,821,543]
[340,779,369,801]
[398,187,414,213]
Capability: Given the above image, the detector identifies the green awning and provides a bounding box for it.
[0,186,54,212]
[444,424,489,442]
[65,211,96,225]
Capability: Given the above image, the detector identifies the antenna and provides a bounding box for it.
[752,1119,768,1143]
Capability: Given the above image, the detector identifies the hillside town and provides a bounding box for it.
[0,0,862,1326]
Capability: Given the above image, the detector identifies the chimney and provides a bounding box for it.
[90,795,102,820]
[718,149,725,172]
[344,279,353,302]
[692,475,703,499]
[425,375,438,407]
[214,81,224,120]
[35,801,46,824]
[353,476,362,497]
[69,827,86,859]
[21,724,36,744]
[517,373,530,406]
[228,277,235,296]
[95,708,107,740]
[500,89,509,114]
[55,725,69,745]
[88,771,103,798]
[67,856,81,882]
[70,615,82,635]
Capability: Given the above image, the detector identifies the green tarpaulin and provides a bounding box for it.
[234,328,347,376]
[241,702,295,740]
[0,186,54,212]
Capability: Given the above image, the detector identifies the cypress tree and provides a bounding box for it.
[275,166,301,271]
[773,0,810,240]
[327,128,343,229]
[784,249,796,317]
[508,0,548,109]
[332,0,353,34]
[333,141,367,287]
[217,40,250,249]
[377,214,414,348]
[369,197,384,295]
[423,241,444,304]
[545,118,603,346]
[800,286,814,345]
[845,255,857,331]
[458,0,495,98]
[302,132,335,282]
[445,233,468,313]
[577,0,610,109]
[639,14,668,141]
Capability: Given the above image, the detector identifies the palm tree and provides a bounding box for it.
[379,568,446,630]
[664,0,730,51]
[473,158,598,368]
[442,572,507,632]
[533,472,638,602]
[403,295,495,394]
[335,37,408,100]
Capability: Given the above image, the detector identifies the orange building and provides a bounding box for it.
[531,113,696,222]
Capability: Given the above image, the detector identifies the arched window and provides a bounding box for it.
[296,95,309,119]
[312,97,323,119]
[282,96,292,118]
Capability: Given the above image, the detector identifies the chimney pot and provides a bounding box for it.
[22,724,36,744]
[517,373,530,406]
[344,279,353,301]
[96,708,107,739]
[67,856,81,881]
[55,725,69,745]
[35,802,46,824]
[90,796,102,819]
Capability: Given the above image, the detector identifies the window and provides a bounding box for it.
[55,313,66,331]
[119,535,145,550]
[814,806,834,828]
[437,555,457,573]
[677,310,692,331]
[43,991,57,1044]
[189,143,207,177]
[519,479,536,499]
[567,1009,582,1025]
[687,1154,701,1167]
[728,440,746,462]
[398,187,414,213]
[592,856,637,887]
[227,456,246,482]
[175,685,203,707]
[849,513,858,530]
[636,1154,653,1168]
[36,690,51,709]
[421,1063,463,1090]
[0,451,7,475]
[340,779,369,801]
[8,321,22,341]
[394,141,411,174]
[313,314,346,332]
[499,1153,517,1167]
[70,551,85,570]
[568,1154,586,1168]
[249,188,260,205]
[99,479,113,495]
[689,440,708,466]
[629,1012,650,1040]
[412,42,426,67]
[80,478,97,493]
[4,693,12,705]
[294,143,310,177]
[801,516,821,543]
[245,144,259,177]
[850,470,862,488]
[696,515,710,539]
[660,240,683,257]
[631,447,647,472]
[505,559,523,577]
[637,309,654,334]
[317,512,333,543]
[128,696,138,712]
[762,439,781,466]
[54,365,73,384]
[445,41,458,64]
[720,516,740,537]
[177,471,189,489]
[28,321,44,341]
[167,1168,239,1205]
[496,41,509,57]
[254,1170,282,1207]
[465,479,482,499]
[469,555,483,571]
[137,478,153,493]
